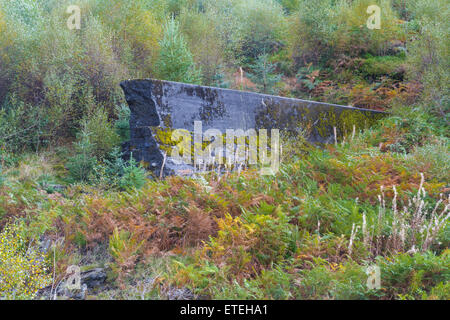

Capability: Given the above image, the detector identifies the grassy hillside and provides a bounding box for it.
[0,0,448,300]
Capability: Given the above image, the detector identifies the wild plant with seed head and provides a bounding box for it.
[361,173,449,257]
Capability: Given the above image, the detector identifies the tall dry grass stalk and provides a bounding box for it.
[362,173,449,256]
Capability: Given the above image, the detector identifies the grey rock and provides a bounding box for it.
[167,287,194,300]
[120,79,385,176]
[80,268,107,289]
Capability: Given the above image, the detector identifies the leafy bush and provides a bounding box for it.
[91,0,163,76]
[276,0,301,14]
[155,17,202,84]
[0,164,4,187]
[232,0,287,63]
[406,138,450,182]
[0,223,51,300]
[360,54,405,79]
[83,108,120,160]
[89,148,147,191]
[288,0,402,66]
[295,261,373,300]
[109,227,144,286]
[114,104,131,142]
[179,6,226,85]
[377,251,450,299]
[172,205,297,296]
[209,265,294,299]
[405,0,449,120]
[66,107,122,183]
[0,0,127,142]
[118,156,147,191]
[0,95,44,153]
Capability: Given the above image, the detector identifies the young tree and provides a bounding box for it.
[66,124,97,182]
[233,0,287,64]
[155,17,202,84]
[248,53,281,94]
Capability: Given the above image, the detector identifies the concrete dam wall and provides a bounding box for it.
[120,79,385,176]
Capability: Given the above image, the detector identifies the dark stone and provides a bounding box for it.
[120,79,386,176]
[80,268,107,289]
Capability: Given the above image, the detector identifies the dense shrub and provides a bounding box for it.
[0,0,448,301]
[248,54,282,94]
[232,0,287,64]
[83,108,121,160]
[179,6,226,85]
[66,126,97,182]
[405,0,449,120]
[0,164,4,187]
[114,104,131,142]
[276,0,301,14]
[91,0,163,77]
[359,54,406,79]
[377,251,450,299]
[118,156,147,191]
[288,0,402,66]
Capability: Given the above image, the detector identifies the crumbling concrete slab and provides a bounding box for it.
[120,79,385,175]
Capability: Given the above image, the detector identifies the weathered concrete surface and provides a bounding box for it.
[120,79,385,175]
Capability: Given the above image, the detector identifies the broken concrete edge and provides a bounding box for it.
[121,78,387,114]
[120,79,387,176]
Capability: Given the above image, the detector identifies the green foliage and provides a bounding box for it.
[109,227,144,283]
[248,54,282,94]
[66,107,121,183]
[92,0,163,76]
[179,6,226,85]
[114,104,131,142]
[377,251,450,299]
[210,265,294,299]
[155,17,202,84]
[360,54,405,78]
[0,164,4,187]
[288,0,402,65]
[83,108,121,160]
[233,0,287,63]
[276,0,301,14]
[405,0,450,120]
[90,148,147,191]
[0,0,448,301]
[119,156,147,191]
[0,95,44,153]
[0,0,127,142]
[0,223,51,300]
[295,261,374,300]
[406,138,450,182]
[384,115,432,154]
[66,126,97,182]
[296,63,322,91]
